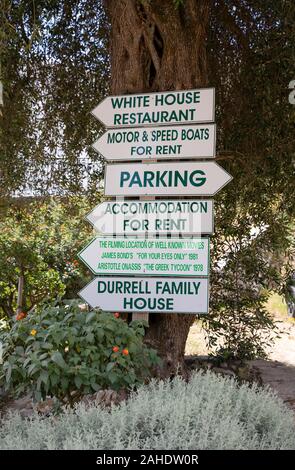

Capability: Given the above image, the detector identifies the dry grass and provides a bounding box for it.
[185,320,208,356]
[266,293,295,323]
[185,293,294,357]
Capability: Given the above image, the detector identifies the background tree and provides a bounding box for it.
[0,196,94,319]
[0,0,109,196]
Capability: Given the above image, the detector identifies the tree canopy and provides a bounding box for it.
[1,0,109,196]
[1,0,293,198]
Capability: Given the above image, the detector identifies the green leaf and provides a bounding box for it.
[34,391,42,402]
[128,343,137,354]
[74,376,82,389]
[86,333,94,343]
[108,371,117,384]
[28,363,38,376]
[96,328,104,340]
[40,342,54,350]
[50,374,59,386]
[5,364,12,383]
[86,311,96,323]
[91,382,100,392]
[61,377,69,391]
[36,376,42,391]
[51,352,66,369]
[15,346,24,355]
[106,362,115,373]
[39,352,49,360]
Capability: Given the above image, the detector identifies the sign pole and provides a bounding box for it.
[16,274,24,315]
[132,170,156,323]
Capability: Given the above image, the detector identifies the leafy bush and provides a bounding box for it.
[0,302,160,401]
[0,371,294,450]
[202,227,285,360]
[0,197,93,320]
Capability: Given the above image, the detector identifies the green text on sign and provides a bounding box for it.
[92,124,216,161]
[91,88,215,128]
[86,199,214,235]
[104,161,232,197]
[78,237,210,277]
[79,276,209,313]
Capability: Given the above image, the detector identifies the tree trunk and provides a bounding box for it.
[104,0,211,375]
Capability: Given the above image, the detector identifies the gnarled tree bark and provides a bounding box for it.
[104,0,211,376]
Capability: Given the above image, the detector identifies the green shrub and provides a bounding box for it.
[0,302,160,401]
[0,370,294,450]
[0,197,93,320]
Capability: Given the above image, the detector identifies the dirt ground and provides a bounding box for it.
[251,321,295,412]
[186,318,295,414]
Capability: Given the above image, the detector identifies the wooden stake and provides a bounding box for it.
[131,158,157,325]
[16,274,24,315]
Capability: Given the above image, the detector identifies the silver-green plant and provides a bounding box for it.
[0,370,294,450]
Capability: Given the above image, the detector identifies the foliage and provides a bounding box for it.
[173,0,184,8]
[0,301,160,401]
[200,0,295,359]
[0,0,109,196]
[0,196,95,319]
[0,370,294,450]
[202,222,293,359]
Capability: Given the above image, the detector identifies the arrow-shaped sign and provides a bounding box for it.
[86,199,214,235]
[104,161,232,197]
[79,276,209,314]
[91,88,215,128]
[78,237,209,277]
[92,124,216,161]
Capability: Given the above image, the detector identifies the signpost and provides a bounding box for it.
[78,85,232,315]
[104,161,232,197]
[79,276,209,314]
[92,123,216,161]
[78,237,209,277]
[86,199,214,235]
[91,88,215,128]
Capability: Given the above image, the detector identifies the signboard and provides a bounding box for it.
[79,276,209,314]
[92,124,216,161]
[104,161,232,197]
[86,199,214,235]
[91,88,215,128]
[78,237,209,277]
[79,86,232,315]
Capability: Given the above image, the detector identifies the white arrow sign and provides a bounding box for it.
[104,161,232,197]
[78,237,209,277]
[91,88,215,128]
[92,124,216,161]
[79,276,209,314]
[86,199,214,235]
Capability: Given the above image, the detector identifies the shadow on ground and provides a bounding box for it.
[249,359,295,414]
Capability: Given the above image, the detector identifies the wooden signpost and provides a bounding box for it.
[79,87,232,318]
